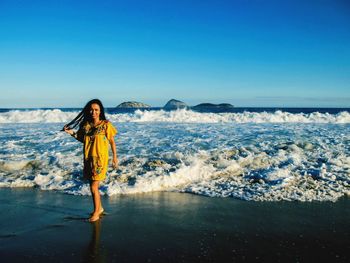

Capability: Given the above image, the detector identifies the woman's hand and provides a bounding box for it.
[63,125,74,135]
[112,157,119,170]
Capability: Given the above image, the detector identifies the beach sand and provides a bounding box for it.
[0,188,349,262]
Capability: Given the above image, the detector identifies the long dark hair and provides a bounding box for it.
[63,99,107,130]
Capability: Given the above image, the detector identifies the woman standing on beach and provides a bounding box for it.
[63,99,118,222]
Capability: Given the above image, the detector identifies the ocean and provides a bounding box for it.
[0,107,349,201]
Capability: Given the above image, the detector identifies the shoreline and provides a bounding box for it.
[0,188,349,262]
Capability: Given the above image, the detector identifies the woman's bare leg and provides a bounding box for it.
[89,180,103,222]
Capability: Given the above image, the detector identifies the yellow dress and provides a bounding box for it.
[78,120,117,181]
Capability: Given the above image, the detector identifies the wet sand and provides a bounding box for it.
[0,188,349,262]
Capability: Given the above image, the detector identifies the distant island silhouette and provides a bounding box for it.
[115,99,234,110]
[116,101,151,108]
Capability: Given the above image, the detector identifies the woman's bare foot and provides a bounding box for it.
[89,212,100,222]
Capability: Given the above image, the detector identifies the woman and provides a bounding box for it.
[63,99,118,222]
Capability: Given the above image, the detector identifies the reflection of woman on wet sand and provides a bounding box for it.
[84,220,107,263]
[63,99,118,222]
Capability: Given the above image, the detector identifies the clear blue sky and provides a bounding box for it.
[0,0,349,107]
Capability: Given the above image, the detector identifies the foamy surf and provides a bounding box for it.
[0,109,349,123]
[0,121,349,201]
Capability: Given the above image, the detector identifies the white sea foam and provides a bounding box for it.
[0,109,78,123]
[0,121,349,201]
[0,109,349,123]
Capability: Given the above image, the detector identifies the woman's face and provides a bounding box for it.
[90,103,101,120]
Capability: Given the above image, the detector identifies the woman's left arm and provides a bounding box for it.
[109,136,118,169]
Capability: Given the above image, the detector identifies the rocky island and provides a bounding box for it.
[116,101,151,108]
[192,103,234,110]
[163,99,188,110]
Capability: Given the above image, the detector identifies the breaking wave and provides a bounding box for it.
[0,109,349,124]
